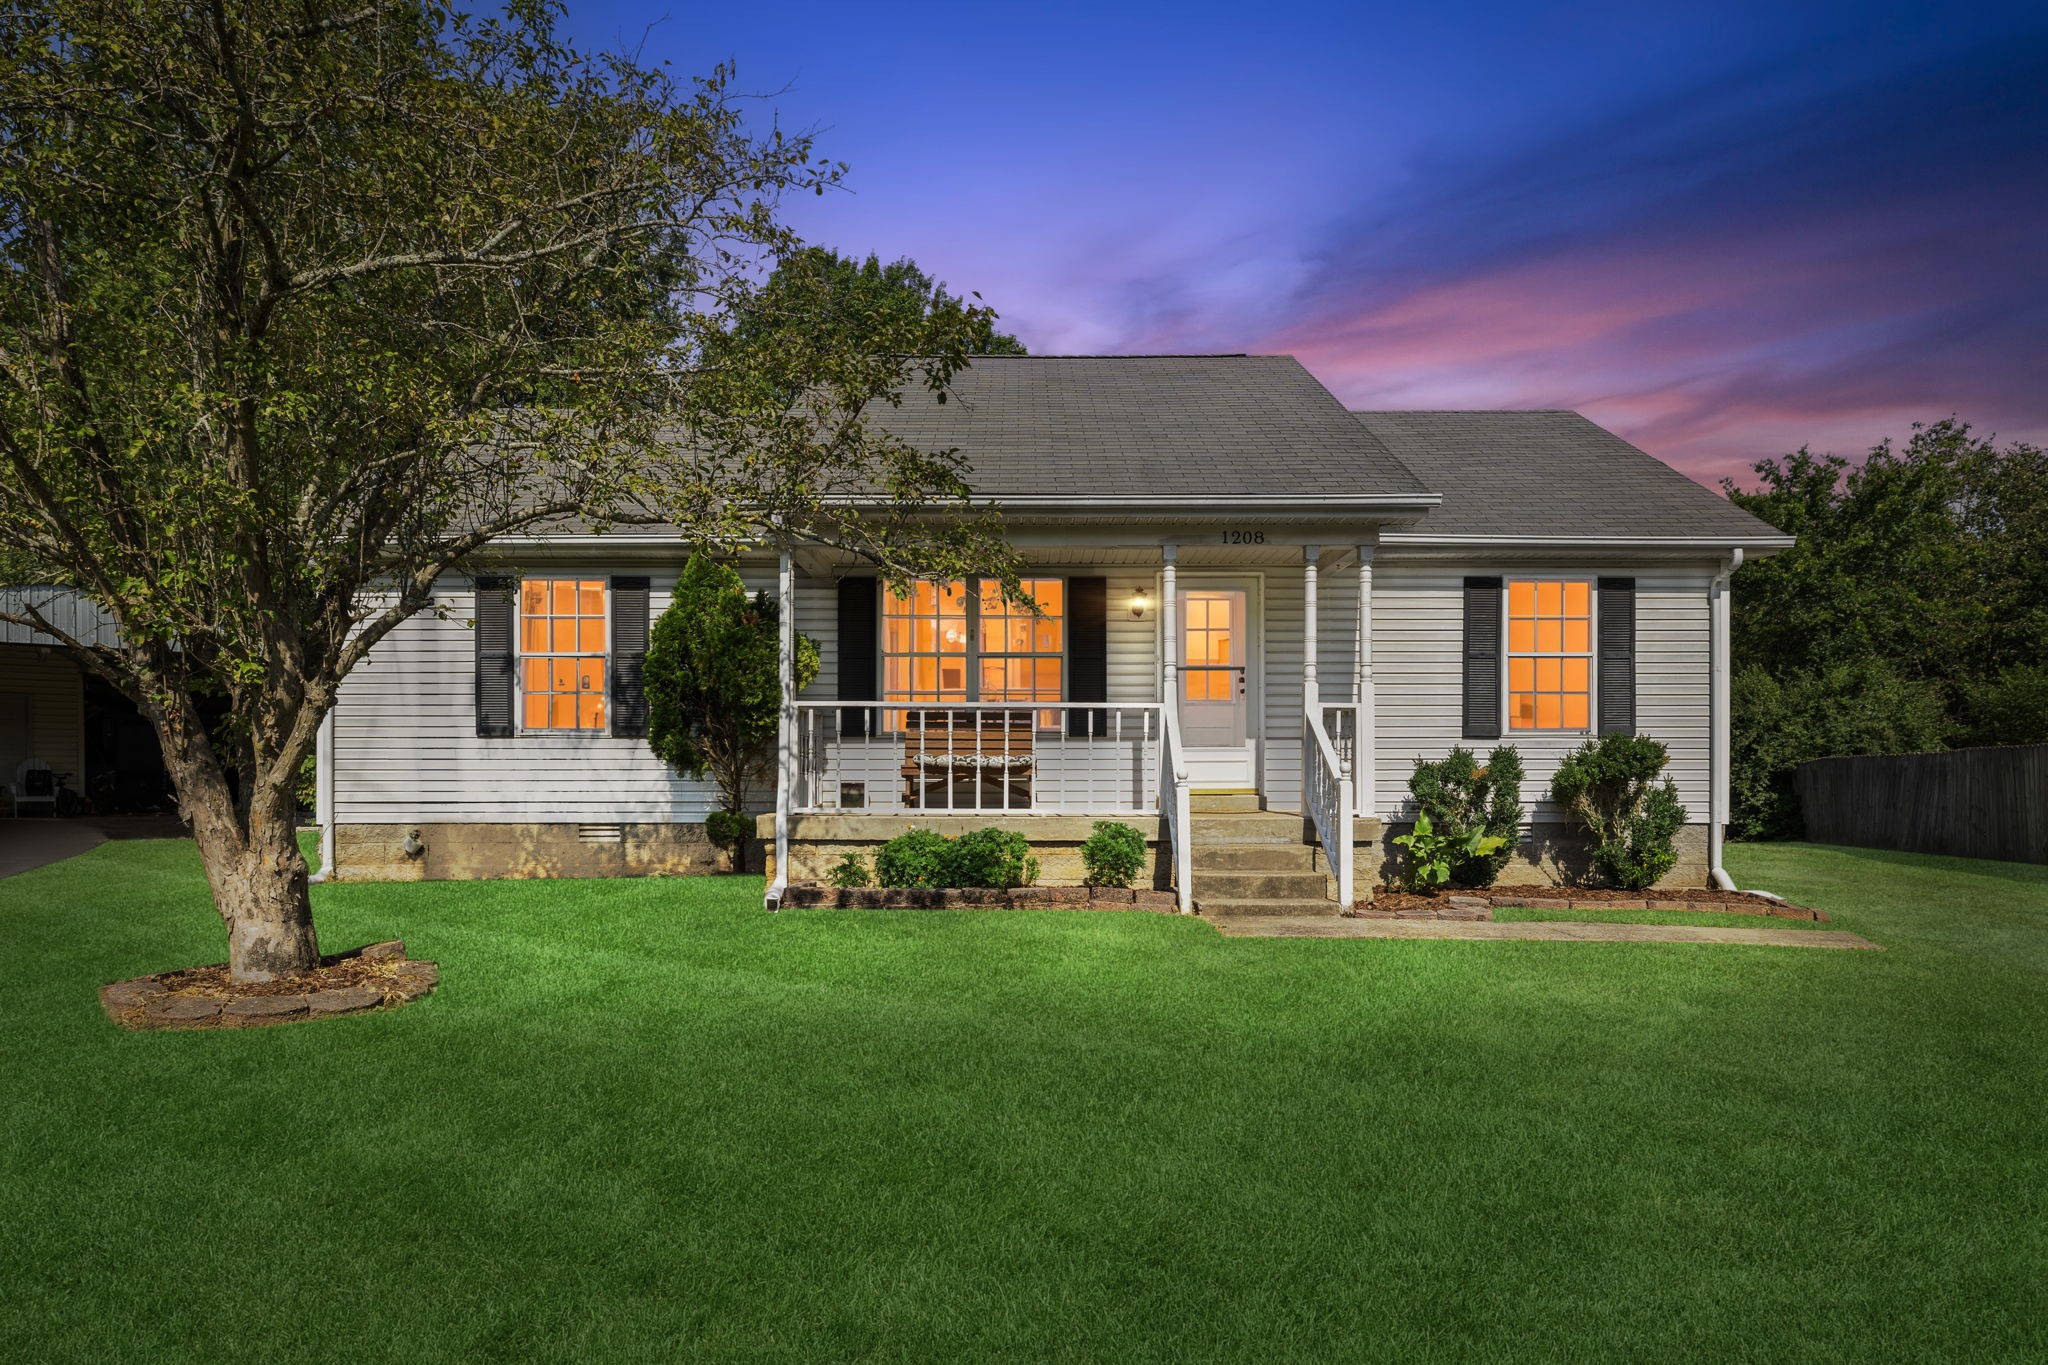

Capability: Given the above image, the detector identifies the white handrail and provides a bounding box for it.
[1304,710,1355,909]
[1159,703,1194,914]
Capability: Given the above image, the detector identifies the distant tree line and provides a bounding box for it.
[1724,419,2048,838]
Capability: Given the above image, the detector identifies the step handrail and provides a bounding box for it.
[1159,704,1195,914]
[1304,710,1355,909]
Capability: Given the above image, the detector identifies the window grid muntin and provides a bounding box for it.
[882,578,1065,727]
[1505,576,1594,733]
[518,578,609,732]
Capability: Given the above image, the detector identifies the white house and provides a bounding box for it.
[318,355,1791,912]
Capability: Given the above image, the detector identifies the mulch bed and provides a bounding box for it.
[780,884,1178,912]
[1349,887,1826,923]
[99,940,439,1031]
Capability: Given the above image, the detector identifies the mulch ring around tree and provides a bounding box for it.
[1350,887,1826,923]
[98,941,439,1031]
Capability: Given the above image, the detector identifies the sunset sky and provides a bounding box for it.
[568,1,2047,486]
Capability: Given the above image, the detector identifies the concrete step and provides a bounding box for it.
[1192,870,1334,900]
[1192,843,1318,871]
[1196,897,1345,918]
[1190,813,1308,844]
[1190,791,1264,813]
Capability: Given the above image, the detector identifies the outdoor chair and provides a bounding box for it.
[11,760,56,817]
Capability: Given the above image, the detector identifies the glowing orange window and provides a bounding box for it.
[519,579,607,731]
[1507,579,1592,731]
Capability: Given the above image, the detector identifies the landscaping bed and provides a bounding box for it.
[779,883,1178,911]
[98,939,439,1030]
[1351,886,1825,922]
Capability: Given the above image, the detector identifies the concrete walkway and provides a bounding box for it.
[1207,915,1881,950]
[0,815,190,879]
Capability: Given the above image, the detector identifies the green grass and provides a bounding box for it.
[3,840,2044,1361]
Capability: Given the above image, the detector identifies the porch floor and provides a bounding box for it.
[1204,915,1881,949]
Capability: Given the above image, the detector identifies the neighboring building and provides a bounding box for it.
[319,355,1790,910]
[0,587,167,815]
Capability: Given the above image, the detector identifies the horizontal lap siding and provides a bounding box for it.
[0,646,84,778]
[1370,562,1712,821]
[333,566,773,825]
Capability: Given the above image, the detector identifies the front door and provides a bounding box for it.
[1180,590,1251,781]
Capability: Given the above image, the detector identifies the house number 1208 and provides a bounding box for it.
[1221,530,1266,544]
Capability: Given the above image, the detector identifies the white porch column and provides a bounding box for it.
[1303,545,1321,714]
[1355,544,1376,818]
[770,542,795,908]
[1161,544,1179,703]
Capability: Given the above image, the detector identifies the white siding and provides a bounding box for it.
[1367,561,1714,821]
[332,564,773,825]
[0,645,86,783]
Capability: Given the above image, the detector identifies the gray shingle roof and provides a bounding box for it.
[1352,409,1784,541]
[870,355,1433,503]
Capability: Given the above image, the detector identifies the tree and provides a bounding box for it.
[729,247,1027,358]
[644,555,818,872]
[1721,419,2048,834]
[0,0,1019,980]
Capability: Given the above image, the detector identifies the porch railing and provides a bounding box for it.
[1321,703,1371,818]
[1160,702,1193,914]
[794,702,1162,815]
[1305,709,1355,908]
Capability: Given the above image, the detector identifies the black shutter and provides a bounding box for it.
[1597,577,1636,735]
[837,576,878,738]
[1067,576,1108,738]
[610,576,651,738]
[1462,576,1502,740]
[474,576,516,738]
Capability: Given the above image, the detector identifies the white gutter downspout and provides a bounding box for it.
[766,541,795,911]
[1708,549,1743,890]
[308,707,336,884]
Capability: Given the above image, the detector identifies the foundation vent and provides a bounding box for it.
[577,823,625,843]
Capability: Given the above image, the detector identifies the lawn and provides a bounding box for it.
[4,841,2044,1361]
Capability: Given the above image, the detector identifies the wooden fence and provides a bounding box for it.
[1795,745,2048,865]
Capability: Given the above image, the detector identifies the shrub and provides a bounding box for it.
[704,810,752,865]
[1549,733,1690,890]
[827,852,871,889]
[875,828,953,887]
[1392,810,1507,892]
[1407,745,1525,886]
[946,828,1039,889]
[1080,820,1146,887]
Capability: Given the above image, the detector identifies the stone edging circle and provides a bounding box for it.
[99,940,439,1031]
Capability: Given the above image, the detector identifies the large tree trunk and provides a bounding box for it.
[152,689,322,983]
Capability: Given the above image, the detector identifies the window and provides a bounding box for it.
[519,579,607,731]
[882,578,1064,719]
[1507,579,1591,731]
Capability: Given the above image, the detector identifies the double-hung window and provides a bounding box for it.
[1506,578,1592,732]
[882,578,1065,722]
[519,579,608,731]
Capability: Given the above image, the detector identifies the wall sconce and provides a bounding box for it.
[1129,589,1152,619]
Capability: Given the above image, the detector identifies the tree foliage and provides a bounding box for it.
[729,247,1027,359]
[0,0,1017,979]
[645,555,819,868]
[1723,420,2048,836]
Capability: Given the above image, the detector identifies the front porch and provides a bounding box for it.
[767,539,1385,913]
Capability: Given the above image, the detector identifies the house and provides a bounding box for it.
[318,355,1791,911]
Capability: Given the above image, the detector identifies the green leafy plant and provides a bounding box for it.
[1407,745,1525,886]
[1392,811,1507,892]
[945,828,1039,889]
[648,555,819,872]
[875,829,954,888]
[826,852,872,889]
[1550,733,1691,890]
[1080,821,1147,887]
[704,811,753,868]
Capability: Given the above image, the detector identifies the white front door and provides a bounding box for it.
[1180,588,1255,786]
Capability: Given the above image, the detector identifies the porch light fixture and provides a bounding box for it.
[1129,589,1151,619]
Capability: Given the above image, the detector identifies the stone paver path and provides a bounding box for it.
[1207,915,1881,950]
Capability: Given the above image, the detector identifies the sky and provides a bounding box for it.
[565,1,2048,487]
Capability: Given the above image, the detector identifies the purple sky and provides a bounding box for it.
[571,1,2048,486]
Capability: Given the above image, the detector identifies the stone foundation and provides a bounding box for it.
[1348,821,1712,893]
[334,821,747,881]
[759,813,1171,888]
